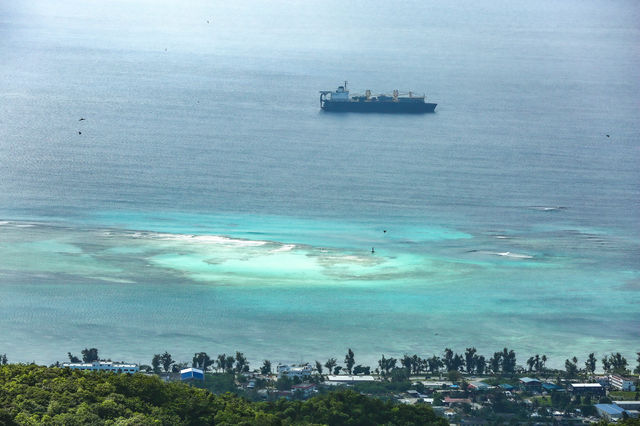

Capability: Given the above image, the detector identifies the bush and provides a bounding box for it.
[0,364,447,425]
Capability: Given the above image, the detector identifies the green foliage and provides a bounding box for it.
[378,354,397,375]
[0,364,445,425]
[344,348,355,375]
[324,358,337,376]
[602,352,629,375]
[447,369,462,383]
[390,367,410,383]
[585,352,597,374]
[234,352,248,374]
[276,375,292,390]
[159,351,174,373]
[564,357,579,378]
[197,373,237,394]
[260,360,271,376]
[192,352,212,371]
[151,354,161,374]
[259,388,447,425]
[67,352,81,363]
[81,348,99,363]
[426,355,443,374]
[352,364,370,375]
[352,380,412,395]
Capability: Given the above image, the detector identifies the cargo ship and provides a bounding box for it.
[320,82,437,113]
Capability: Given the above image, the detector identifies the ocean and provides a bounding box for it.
[0,0,638,368]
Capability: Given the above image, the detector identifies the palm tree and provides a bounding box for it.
[585,353,597,376]
[527,357,535,372]
[465,348,477,374]
[216,354,226,373]
[324,358,337,376]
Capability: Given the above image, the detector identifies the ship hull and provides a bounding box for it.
[321,101,436,113]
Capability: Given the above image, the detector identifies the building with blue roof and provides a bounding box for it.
[180,368,204,381]
[595,404,626,421]
[499,383,514,391]
[519,377,542,391]
[542,383,562,392]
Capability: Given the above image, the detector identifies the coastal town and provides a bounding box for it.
[5,348,638,425]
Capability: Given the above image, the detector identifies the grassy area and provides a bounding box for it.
[609,390,639,400]
[531,396,553,407]
[191,372,238,393]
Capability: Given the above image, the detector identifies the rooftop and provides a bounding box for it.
[325,375,375,382]
[595,404,625,415]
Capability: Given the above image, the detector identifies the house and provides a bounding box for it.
[569,383,605,397]
[277,364,313,378]
[498,383,515,391]
[418,381,453,390]
[292,383,317,398]
[595,404,627,421]
[541,383,563,392]
[180,368,204,381]
[62,361,139,374]
[609,374,637,391]
[443,397,472,406]
[519,377,542,391]
[468,381,490,391]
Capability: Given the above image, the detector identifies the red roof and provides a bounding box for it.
[292,383,316,390]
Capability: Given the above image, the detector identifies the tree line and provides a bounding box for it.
[6,347,639,378]
[141,347,640,378]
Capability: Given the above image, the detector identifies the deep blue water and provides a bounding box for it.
[0,0,638,367]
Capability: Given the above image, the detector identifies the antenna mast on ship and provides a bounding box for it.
[344,80,348,90]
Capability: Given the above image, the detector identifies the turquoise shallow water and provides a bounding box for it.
[0,0,639,367]
[1,210,637,368]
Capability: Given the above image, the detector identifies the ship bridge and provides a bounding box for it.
[320,81,350,108]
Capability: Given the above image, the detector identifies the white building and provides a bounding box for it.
[325,375,376,383]
[62,361,139,374]
[277,364,313,378]
[609,374,637,391]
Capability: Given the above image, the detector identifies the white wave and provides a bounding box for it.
[0,221,9,225]
[149,232,267,247]
[270,244,295,253]
[495,251,533,259]
[530,206,566,212]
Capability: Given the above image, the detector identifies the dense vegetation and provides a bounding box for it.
[0,364,447,425]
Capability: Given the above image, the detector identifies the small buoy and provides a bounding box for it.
[78,131,82,135]
[383,230,387,233]
[371,247,375,253]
